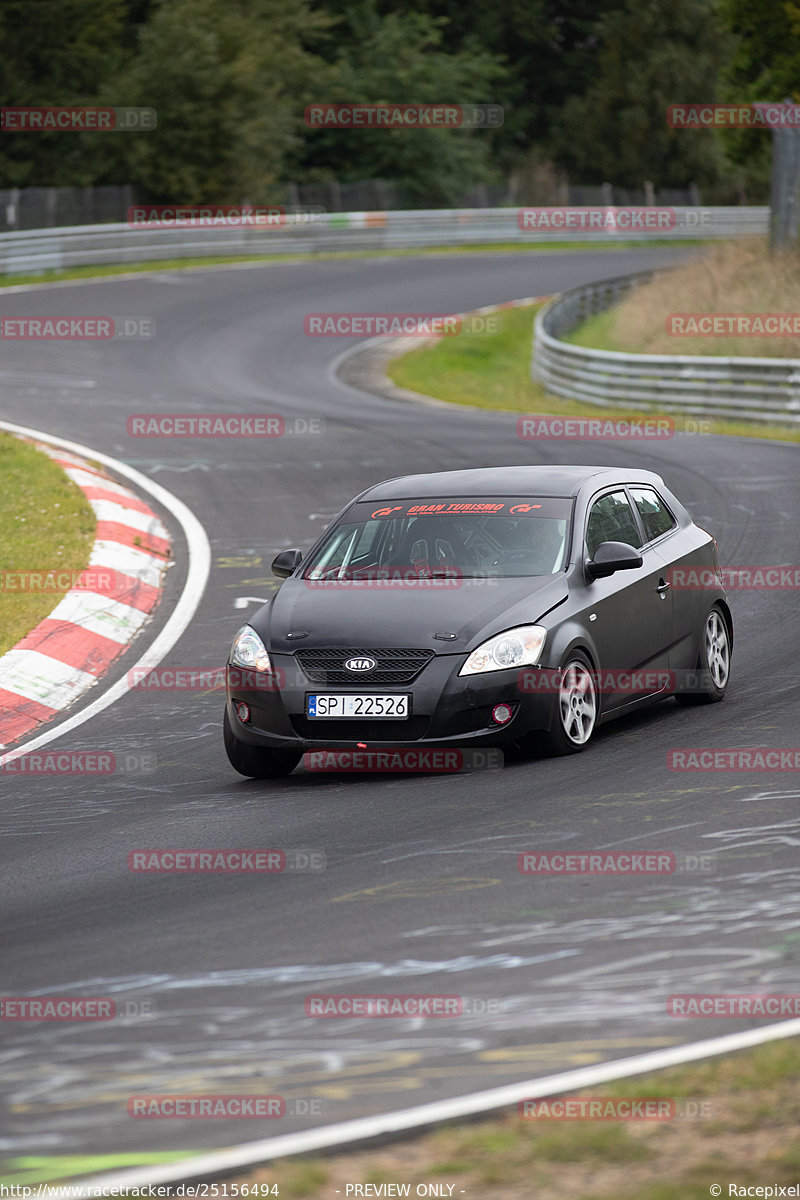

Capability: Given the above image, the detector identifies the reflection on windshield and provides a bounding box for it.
[304,506,570,580]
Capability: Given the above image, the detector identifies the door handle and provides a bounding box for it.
[656,579,671,595]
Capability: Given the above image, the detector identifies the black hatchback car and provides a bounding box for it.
[224,466,732,777]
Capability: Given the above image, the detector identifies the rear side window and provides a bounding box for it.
[630,486,676,542]
[586,490,641,557]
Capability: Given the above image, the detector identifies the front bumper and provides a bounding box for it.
[226,653,558,751]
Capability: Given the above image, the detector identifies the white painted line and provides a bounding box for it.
[62,467,135,497]
[40,446,103,470]
[89,497,169,538]
[46,590,150,644]
[0,649,96,709]
[88,540,166,585]
[0,420,211,759]
[71,1017,800,1195]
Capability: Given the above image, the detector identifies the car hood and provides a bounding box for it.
[253,574,569,653]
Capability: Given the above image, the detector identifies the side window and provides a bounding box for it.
[308,520,382,574]
[586,490,641,558]
[630,486,676,542]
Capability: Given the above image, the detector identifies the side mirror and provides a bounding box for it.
[271,548,303,578]
[586,540,643,580]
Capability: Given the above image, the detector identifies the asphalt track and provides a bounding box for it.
[2,247,800,1168]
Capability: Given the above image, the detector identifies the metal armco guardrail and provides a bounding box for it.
[533,268,800,426]
[0,206,769,275]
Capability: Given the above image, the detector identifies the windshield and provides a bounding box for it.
[303,497,572,580]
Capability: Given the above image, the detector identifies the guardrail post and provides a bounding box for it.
[6,188,20,230]
[766,98,800,249]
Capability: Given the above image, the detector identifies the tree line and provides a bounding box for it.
[0,0,794,205]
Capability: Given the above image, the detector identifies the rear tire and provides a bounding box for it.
[675,605,731,706]
[223,708,301,778]
[521,651,598,757]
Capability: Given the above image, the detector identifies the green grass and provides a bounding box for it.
[566,307,619,351]
[0,239,713,291]
[388,302,553,412]
[0,434,96,656]
[0,1153,198,1187]
[387,300,800,443]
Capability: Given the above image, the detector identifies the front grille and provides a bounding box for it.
[291,716,430,741]
[295,647,434,685]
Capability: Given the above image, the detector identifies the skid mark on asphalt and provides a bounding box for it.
[0,934,785,1135]
[5,1038,684,1124]
[332,878,501,901]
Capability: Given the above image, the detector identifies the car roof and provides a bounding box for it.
[360,465,667,501]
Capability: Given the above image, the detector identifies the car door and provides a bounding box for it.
[583,488,674,711]
[629,484,721,673]
[628,484,693,669]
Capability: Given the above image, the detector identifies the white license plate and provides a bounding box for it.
[306,694,410,718]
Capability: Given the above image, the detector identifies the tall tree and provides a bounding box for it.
[292,3,507,206]
[115,0,332,200]
[717,0,800,184]
[0,0,127,185]
[721,0,800,99]
[550,0,732,190]
[324,0,629,167]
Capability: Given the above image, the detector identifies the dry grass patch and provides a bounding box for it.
[570,238,800,357]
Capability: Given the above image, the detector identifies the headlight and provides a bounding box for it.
[459,625,547,676]
[229,625,273,673]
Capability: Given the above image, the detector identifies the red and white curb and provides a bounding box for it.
[0,438,171,748]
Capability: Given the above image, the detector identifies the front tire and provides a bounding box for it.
[675,605,731,706]
[223,708,301,778]
[522,652,599,757]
